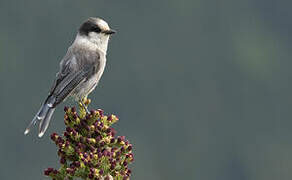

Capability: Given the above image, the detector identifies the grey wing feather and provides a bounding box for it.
[54,70,87,104]
[46,47,100,107]
[24,46,100,137]
[47,50,77,99]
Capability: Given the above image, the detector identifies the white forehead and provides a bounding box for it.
[94,18,110,30]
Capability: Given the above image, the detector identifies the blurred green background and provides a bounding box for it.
[0,0,291,179]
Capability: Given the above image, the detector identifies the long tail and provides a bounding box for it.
[24,69,89,137]
[24,101,56,138]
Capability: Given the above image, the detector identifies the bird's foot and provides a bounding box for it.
[79,98,91,115]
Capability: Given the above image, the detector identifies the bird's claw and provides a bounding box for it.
[80,101,90,114]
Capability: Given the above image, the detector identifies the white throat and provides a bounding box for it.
[74,32,109,55]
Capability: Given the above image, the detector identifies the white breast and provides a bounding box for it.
[70,33,108,100]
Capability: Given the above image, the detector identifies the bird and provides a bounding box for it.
[24,17,116,138]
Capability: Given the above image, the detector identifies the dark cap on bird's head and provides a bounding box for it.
[79,17,116,36]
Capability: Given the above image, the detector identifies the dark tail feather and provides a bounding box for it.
[24,102,55,137]
[38,108,55,137]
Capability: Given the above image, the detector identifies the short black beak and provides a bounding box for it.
[104,29,116,35]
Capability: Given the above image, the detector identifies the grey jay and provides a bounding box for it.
[24,17,116,137]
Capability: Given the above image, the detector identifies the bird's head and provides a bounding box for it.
[78,17,116,53]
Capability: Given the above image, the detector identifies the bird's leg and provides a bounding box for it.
[79,97,90,114]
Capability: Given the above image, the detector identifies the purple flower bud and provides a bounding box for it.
[103,150,108,156]
[116,151,121,157]
[89,145,95,152]
[64,106,69,112]
[110,164,115,170]
[106,128,111,134]
[96,135,101,142]
[109,158,113,163]
[99,169,104,175]
[72,129,77,136]
[53,169,58,174]
[107,115,113,121]
[97,109,104,116]
[44,168,53,176]
[110,138,115,143]
[90,168,95,173]
[88,173,94,179]
[66,127,73,132]
[44,171,50,176]
[97,125,102,131]
[73,114,78,119]
[64,131,69,138]
[65,141,70,147]
[120,170,125,176]
[75,161,80,167]
[70,162,75,169]
[117,137,122,143]
[111,128,117,137]
[57,136,64,144]
[85,125,90,131]
[48,168,54,172]
[121,147,125,152]
[94,122,98,127]
[110,152,114,157]
[123,161,128,166]
[60,157,66,164]
[127,145,132,151]
[50,133,58,141]
[71,107,76,112]
[90,110,96,115]
[66,168,75,175]
[100,141,105,147]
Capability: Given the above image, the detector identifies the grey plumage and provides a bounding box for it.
[24,17,115,137]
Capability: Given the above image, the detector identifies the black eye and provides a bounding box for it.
[93,26,101,33]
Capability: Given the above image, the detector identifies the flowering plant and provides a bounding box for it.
[44,99,134,180]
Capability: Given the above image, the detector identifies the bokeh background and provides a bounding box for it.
[0,0,291,179]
